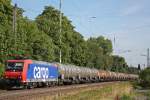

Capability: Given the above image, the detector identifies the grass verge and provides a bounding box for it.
[32,82,133,100]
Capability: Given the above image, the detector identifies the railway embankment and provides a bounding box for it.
[32,82,133,100]
[0,81,130,100]
[1,81,149,100]
[51,82,150,100]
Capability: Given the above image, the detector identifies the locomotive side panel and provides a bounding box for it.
[26,63,59,82]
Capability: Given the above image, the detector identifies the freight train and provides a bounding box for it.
[4,59,138,89]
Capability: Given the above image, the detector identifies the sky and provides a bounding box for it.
[12,0,150,68]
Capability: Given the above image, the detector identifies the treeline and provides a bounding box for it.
[0,0,139,76]
[139,67,150,88]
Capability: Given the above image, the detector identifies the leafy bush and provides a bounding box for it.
[0,63,4,77]
[139,68,150,88]
[0,63,5,89]
[120,94,132,100]
[131,81,142,89]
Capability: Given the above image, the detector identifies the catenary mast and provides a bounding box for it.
[59,0,62,63]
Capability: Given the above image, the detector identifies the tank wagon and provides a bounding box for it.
[4,59,138,89]
[59,64,99,84]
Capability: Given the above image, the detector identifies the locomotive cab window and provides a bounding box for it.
[6,62,23,71]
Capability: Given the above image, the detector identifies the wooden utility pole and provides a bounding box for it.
[13,3,17,47]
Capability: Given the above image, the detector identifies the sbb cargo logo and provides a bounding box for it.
[34,66,49,79]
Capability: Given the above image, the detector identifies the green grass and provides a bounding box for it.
[120,94,133,100]
[119,89,150,100]
[31,82,134,100]
[140,90,150,100]
[53,82,150,100]
[52,82,133,100]
[55,86,113,100]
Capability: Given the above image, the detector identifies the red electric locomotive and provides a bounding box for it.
[4,59,59,88]
[4,59,32,87]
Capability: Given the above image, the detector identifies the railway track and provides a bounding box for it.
[0,81,122,100]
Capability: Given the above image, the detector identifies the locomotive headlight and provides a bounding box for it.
[23,80,26,83]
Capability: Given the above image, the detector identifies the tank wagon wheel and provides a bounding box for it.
[46,82,51,87]
[75,79,80,84]
[58,80,63,86]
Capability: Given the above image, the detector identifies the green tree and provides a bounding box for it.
[0,1,56,62]
[128,66,139,74]
[96,36,113,55]
[85,36,113,69]
[86,38,103,68]
[139,68,150,88]
[111,55,128,72]
[36,6,87,65]
[0,0,13,62]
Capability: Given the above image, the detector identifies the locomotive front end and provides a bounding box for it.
[4,60,25,87]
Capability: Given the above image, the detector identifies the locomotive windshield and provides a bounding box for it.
[6,62,23,71]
